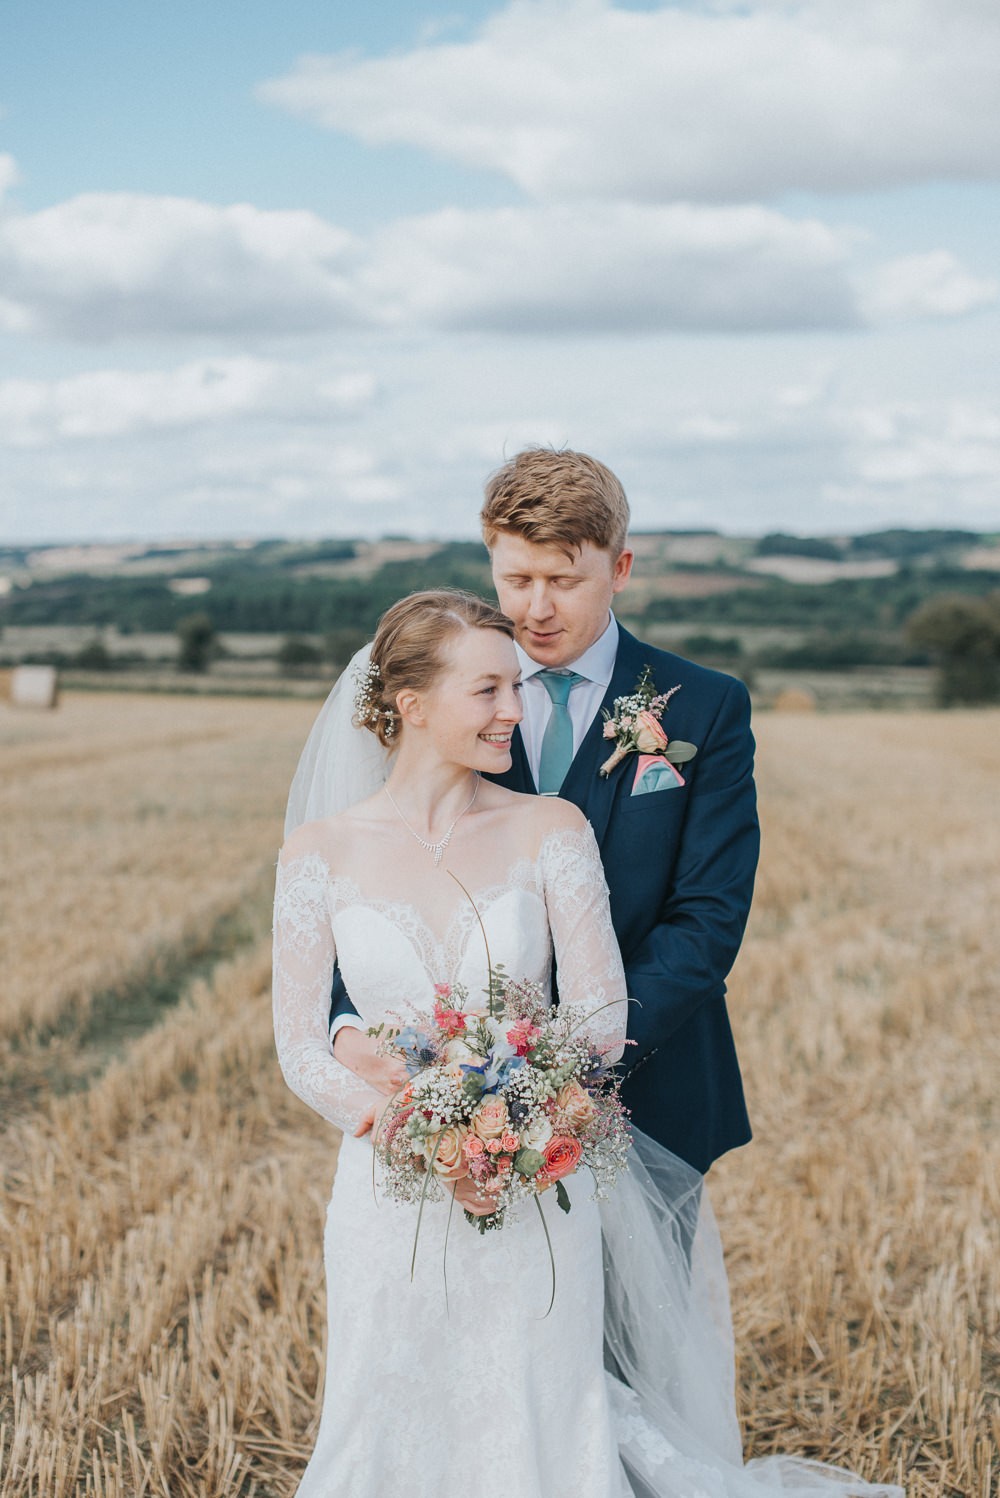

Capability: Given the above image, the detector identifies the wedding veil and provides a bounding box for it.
[284,644,390,838]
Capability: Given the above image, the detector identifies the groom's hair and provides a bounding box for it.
[480,447,630,559]
[364,590,515,748]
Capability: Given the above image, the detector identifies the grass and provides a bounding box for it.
[1,694,997,1496]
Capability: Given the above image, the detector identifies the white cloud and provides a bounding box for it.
[0,153,19,202]
[0,193,363,339]
[0,358,376,446]
[259,0,1000,202]
[0,184,992,341]
[366,200,859,331]
[847,399,1000,484]
[859,251,999,323]
[5,336,1000,543]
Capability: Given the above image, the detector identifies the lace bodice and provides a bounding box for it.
[272,823,628,1135]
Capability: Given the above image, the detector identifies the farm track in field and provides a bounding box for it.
[1,694,997,1497]
[0,880,270,1129]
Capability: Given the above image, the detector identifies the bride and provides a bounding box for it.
[272,589,902,1498]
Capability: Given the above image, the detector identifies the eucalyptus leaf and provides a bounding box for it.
[664,740,698,764]
[461,1073,486,1102]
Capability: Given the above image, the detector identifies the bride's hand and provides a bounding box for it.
[334,1026,409,1096]
[354,1095,397,1142]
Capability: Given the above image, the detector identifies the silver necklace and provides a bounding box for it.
[383,775,480,867]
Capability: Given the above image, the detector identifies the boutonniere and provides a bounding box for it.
[599,666,698,777]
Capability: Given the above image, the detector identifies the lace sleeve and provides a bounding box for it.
[539,825,628,1063]
[272,851,382,1135]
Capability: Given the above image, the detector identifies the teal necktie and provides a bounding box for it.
[537,670,583,794]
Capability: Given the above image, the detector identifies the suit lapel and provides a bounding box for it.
[559,627,649,847]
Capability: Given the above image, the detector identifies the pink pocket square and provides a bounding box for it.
[631,754,686,795]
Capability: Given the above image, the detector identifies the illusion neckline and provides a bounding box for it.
[278,824,595,972]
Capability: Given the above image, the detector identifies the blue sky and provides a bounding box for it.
[2,0,999,543]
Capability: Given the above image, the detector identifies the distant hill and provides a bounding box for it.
[2,529,998,688]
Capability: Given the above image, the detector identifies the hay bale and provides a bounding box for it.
[10,664,60,709]
[773,686,817,713]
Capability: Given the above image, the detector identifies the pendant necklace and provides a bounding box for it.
[383,774,480,867]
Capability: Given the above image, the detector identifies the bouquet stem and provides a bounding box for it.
[465,1208,505,1233]
[599,744,629,777]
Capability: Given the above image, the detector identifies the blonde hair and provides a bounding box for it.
[357,590,515,748]
[480,447,630,558]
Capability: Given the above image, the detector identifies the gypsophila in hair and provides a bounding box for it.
[352,658,396,739]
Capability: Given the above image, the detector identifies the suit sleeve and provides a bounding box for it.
[620,676,759,1072]
[329,964,363,1039]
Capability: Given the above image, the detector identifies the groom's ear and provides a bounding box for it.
[611,548,635,594]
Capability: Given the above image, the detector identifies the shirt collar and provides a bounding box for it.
[515,613,619,687]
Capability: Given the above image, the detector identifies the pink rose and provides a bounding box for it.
[635,710,668,753]
[463,1135,486,1158]
[472,1095,509,1141]
[542,1135,583,1183]
[500,1131,520,1153]
[486,1138,503,1154]
[427,1125,470,1180]
[555,1081,596,1129]
[602,721,617,740]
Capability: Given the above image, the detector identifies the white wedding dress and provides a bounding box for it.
[272,820,903,1498]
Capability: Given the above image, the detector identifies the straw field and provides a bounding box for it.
[1,693,996,1497]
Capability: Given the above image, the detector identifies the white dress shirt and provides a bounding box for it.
[515,613,619,789]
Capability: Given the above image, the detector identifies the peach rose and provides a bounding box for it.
[542,1135,583,1183]
[556,1081,596,1129]
[427,1125,470,1180]
[635,710,668,753]
[463,1135,485,1159]
[472,1095,509,1141]
[500,1131,520,1153]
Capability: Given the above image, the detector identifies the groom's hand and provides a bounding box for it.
[333,1026,409,1096]
[451,1176,501,1217]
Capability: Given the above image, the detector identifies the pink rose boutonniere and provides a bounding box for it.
[599,666,698,777]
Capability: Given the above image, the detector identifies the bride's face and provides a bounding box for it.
[414,627,523,771]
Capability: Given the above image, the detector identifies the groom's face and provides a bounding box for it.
[490,533,634,668]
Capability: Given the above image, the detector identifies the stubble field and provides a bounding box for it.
[0,693,996,1497]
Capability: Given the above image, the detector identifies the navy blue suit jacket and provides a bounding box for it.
[331,625,759,1173]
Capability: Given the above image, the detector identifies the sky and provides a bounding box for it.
[2,0,1000,544]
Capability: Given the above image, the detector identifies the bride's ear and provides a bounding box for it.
[395,687,424,728]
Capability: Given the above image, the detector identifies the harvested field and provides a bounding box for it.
[1,694,996,1497]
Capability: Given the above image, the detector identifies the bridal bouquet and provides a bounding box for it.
[369,970,631,1242]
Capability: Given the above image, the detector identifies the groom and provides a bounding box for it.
[332,448,758,1175]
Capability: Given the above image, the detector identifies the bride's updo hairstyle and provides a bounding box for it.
[356,589,514,748]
